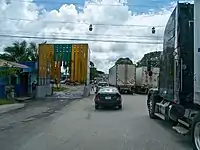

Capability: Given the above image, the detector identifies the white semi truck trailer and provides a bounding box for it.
[135,67,159,94]
[108,64,136,94]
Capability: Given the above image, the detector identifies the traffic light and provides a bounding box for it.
[89,24,93,31]
[152,27,155,34]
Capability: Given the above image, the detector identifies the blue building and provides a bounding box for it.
[16,61,37,97]
[0,60,37,98]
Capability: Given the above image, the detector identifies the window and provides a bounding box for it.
[98,83,108,86]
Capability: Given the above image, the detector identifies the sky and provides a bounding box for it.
[0,0,193,73]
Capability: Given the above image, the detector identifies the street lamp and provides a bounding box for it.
[89,24,93,31]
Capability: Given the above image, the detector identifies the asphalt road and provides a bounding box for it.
[0,94,192,150]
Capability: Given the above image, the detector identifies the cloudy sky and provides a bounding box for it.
[0,0,193,73]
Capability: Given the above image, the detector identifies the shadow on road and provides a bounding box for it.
[95,107,122,112]
[153,119,192,149]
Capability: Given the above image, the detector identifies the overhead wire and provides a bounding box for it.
[0,30,164,39]
[0,17,165,28]
[5,0,174,8]
[0,34,163,44]
[0,0,166,44]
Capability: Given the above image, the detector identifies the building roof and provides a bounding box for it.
[0,59,29,69]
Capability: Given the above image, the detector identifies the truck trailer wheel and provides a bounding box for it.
[147,94,157,119]
[191,113,200,150]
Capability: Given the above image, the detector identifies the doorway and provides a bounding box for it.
[20,73,29,96]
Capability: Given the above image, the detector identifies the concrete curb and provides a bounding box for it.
[0,103,25,114]
[46,96,83,100]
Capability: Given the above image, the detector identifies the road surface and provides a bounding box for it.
[0,94,192,150]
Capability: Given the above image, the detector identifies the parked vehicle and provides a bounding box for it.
[94,86,122,109]
[135,67,159,94]
[95,81,109,94]
[60,78,70,84]
[108,64,136,94]
[146,2,200,150]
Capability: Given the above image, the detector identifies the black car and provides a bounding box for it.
[95,82,109,94]
[94,87,122,110]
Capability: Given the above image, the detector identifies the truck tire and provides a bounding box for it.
[191,113,200,150]
[147,94,157,119]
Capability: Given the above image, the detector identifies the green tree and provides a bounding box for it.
[89,61,104,80]
[97,70,104,74]
[136,51,161,67]
[115,57,133,65]
[90,61,94,68]
[0,40,38,62]
[90,67,98,80]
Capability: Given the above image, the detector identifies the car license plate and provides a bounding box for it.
[105,97,111,100]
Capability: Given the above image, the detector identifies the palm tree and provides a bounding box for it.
[27,42,38,61]
[0,40,38,62]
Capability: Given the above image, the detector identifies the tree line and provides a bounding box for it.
[114,51,161,67]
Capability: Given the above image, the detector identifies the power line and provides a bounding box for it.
[0,34,163,44]
[5,0,174,8]
[0,30,164,39]
[0,17,165,28]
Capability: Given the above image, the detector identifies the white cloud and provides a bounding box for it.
[0,0,176,73]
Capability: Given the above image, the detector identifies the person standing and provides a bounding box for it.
[32,81,37,98]
[91,82,94,91]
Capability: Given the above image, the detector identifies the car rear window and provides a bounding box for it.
[99,87,118,93]
[98,83,108,86]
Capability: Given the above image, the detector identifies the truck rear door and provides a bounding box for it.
[127,65,136,86]
[116,65,126,86]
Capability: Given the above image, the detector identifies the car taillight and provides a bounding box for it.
[95,94,100,101]
[116,94,121,101]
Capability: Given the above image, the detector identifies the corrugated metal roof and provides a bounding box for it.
[0,59,29,69]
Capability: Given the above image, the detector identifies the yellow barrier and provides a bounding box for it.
[71,44,88,83]
[38,43,88,84]
[38,44,54,78]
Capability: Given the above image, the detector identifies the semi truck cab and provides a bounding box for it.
[146,2,200,150]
